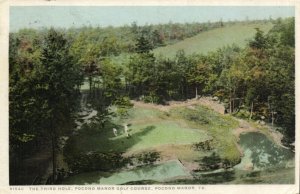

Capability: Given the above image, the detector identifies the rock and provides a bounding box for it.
[212,96,219,101]
[244,163,254,170]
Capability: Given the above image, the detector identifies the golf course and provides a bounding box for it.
[61,95,294,184]
[9,7,295,185]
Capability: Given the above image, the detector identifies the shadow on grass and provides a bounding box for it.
[65,123,156,153]
[195,170,235,184]
[166,170,235,184]
[63,124,157,177]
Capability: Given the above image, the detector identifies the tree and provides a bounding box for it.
[40,28,82,182]
[187,61,210,99]
[151,29,164,47]
[249,28,267,49]
[9,31,45,164]
[135,35,153,54]
[9,28,83,184]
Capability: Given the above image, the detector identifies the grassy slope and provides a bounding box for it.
[65,104,239,164]
[153,23,273,58]
[64,104,294,184]
[63,160,189,185]
[169,105,240,163]
[66,106,211,153]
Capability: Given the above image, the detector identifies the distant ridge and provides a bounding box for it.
[153,23,273,57]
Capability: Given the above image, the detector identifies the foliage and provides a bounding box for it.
[133,151,160,165]
[65,151,128,174]
[153,22,273,57]
[9,28,83,184]
[9,17,295,184]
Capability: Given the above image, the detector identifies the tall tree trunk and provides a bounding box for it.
[181,85,184,99]
[232,88,235,112]
[51,128,56,184]
[271,111,275,126]
[249,101,254,120]
[229,90,232,114]
[89,75,92,96]
[195,86,198,99]
[268,99,275,126]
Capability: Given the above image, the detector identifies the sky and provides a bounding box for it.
[9,6,295,32]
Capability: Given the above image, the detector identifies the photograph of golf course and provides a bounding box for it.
[9,6,295,185]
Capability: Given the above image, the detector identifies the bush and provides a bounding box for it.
[65,151,129,174]
[233,109,251,119]
[132,151,160,166]
[193,139,214,151]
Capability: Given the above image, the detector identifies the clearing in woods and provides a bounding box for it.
[63,97,293,184]
[153,23,273,57]
[65,97,281,171]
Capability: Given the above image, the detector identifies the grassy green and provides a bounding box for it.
[63,160,190,185]
[66,104,239,163]
[127,106,165,121]
[153,23,273,58]
[118,121,211,152]
[64,103,294,184]
[169,105,240,163]
[65,108,211,154]
[230,167,295,184]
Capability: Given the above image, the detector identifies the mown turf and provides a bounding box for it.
[64,103,295,184]
[66,104,239,164]
[169,105,240,163]
[153,23,273,58]
[117,121,211,152]
[63,160,190,185]
[127,106,165,121]
[65,116,211,154]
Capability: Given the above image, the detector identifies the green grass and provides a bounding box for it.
[64,102,294,184]
[119,121,211,152]
[153,23,273,58]
[80,79,90,91]
[127,106,165,121]
[65,120,211,154]
[63,160,190,185]
[230,167,295,184]
[66,104,239,163]
[169,105,240,163]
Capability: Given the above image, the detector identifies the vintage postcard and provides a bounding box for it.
[0,0,299,194]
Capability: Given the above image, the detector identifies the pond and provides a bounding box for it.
[235,132,294,170]
[63,132,295,184]
[231,132,295,184]
[185,132,294,184]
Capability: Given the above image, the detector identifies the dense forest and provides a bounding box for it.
[9,17,294,184]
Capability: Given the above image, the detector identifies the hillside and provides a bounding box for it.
[63,98,294,184]
[153,23,273,57]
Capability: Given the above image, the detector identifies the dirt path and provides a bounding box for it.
[132,97,225,114]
